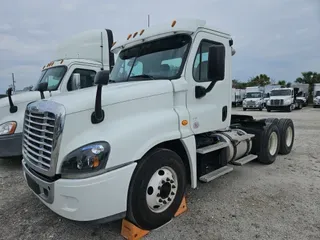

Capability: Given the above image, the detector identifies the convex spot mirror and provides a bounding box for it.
[94,70,110,85]
[71,73,81,90]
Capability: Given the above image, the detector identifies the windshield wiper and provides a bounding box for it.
[129,74,154,80]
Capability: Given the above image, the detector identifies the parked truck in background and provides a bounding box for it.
[232,88,245,107]
[292,83,309,106]
[0,29,115,159]
[313,83,320,108]
[266,87,303,112]
[242,86,265,111]
[21,19,295,231]
[263,84,280,107]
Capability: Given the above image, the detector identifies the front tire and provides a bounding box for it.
[126,148,187,230]
[267,107,271,112]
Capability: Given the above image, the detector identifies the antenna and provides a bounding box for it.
[148,15,150,27]
[100,32,104,70]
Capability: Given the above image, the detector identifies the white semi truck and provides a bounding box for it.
[21,19,295,231]
[0,29,115,159]
[263,84,280,106]
[242,86,265,111]
[266,87,303,112]
[313,83,320,108]
[292,83,309,107]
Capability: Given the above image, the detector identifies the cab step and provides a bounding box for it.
[231,133,255,142]
[197,142,229,154]
[199,166,233,183]
[232,154,257,166]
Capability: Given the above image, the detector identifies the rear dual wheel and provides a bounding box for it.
[277,119,294,155]
[126,148,186,230]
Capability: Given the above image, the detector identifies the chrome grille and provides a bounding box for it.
[22,100,66,177]
[23,110,56,170]
[248,100,255,105]
[270,99,284,106]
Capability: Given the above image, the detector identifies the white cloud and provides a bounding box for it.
[0,0,319,92]
[0,23,12,31]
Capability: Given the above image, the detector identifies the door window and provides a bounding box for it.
[193,40,225,82]
[67,69,96,91]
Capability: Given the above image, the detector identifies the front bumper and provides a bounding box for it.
[0,133,22,158]
[243,104,263,109]
[22,159,137,222]
[266,105,289,110]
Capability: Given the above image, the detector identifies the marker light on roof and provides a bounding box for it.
[171,20,177,27]
[43,66,45,69]
[60,59,64,64]
[133,32,138,38]
[140,29,145,35]
[112,41,117,47]
[127,34,132,40]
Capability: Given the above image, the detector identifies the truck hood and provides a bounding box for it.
[0,91,56,108]
[41,80,174,114]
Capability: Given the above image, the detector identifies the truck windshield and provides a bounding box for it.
[246,92,261,98]
[315,91,320,97]
[33,66,67,91]
[109,34,191,82]
[271,89,291,96]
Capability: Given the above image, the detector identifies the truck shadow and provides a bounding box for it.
[0,156,22,169]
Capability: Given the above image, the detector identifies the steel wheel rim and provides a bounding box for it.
[268,131,278,156]
[285,126,293,147]
[146,166,178,213]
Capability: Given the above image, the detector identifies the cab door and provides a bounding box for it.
[185,31,231,134]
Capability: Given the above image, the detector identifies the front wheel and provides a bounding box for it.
[126,148,187,230]
[266,107,271,112]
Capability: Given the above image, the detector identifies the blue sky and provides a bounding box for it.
[0,0,319,93]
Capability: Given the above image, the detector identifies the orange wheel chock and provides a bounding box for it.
[121,196,187,240]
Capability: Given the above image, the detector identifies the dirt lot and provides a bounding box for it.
[1,107,320,240]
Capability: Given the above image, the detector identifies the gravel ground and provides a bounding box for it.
[1,107,320,240]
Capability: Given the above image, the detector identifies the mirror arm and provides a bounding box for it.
[6,88,18,113]
[91,84,105,124]
[195,80,217,99]
[40,90,45,99]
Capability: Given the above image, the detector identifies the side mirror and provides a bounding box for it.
[38,82,48,99]
[195,45,225,99]
[94,70,110,85]
[91,70,110,124]
[6,87,18,113]
[207,45,225,81]
[71,73,81,90]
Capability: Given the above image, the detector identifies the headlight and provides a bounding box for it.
[0,121,17,135]
[267,100,271,105]
[61,141,111,176]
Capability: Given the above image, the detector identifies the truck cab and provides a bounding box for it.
[21,19,294,231]
[0,29,115,158]
[266,87,302,112]
[242,87,264,111]
[313,83,320,108]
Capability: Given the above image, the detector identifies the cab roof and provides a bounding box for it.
[111,19,232,54]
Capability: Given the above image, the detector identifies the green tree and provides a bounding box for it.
[295,71,320,102]
[278,80,286,87]
[247,74,271,87]
[232,79,247,89]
